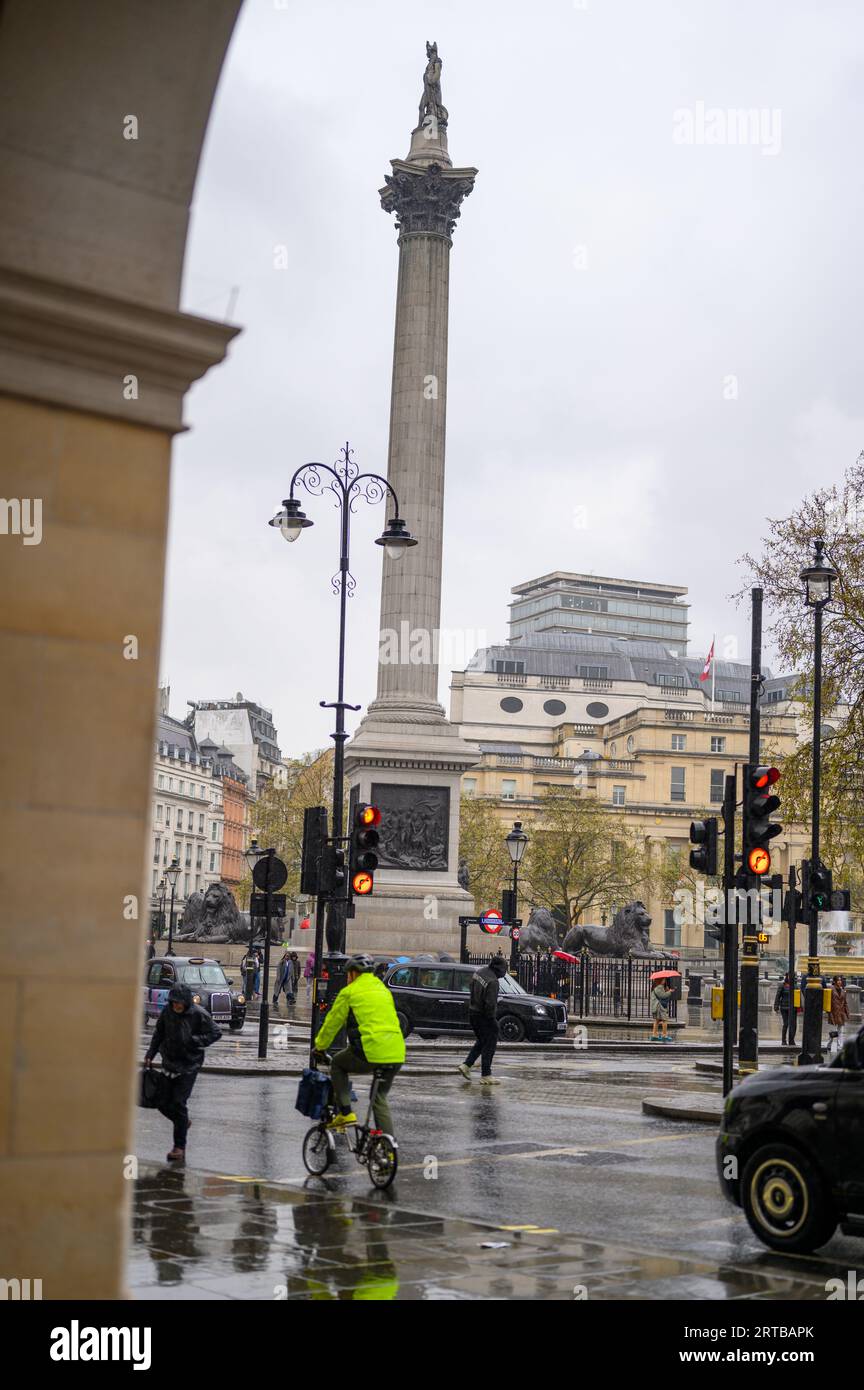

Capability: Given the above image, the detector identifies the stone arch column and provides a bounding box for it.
[0,0,242,1298]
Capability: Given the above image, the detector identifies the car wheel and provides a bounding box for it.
[498,1014,525,1043]
[741,1143,837,1253]
[395,1011,413,1038]
[229,1021,244,1032]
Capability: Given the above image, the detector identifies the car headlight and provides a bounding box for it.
[192,994,201,1005]
[533,1005,549,1016]
[236,994,246,1006]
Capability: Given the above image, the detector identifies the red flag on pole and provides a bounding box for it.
[698,638,715,682]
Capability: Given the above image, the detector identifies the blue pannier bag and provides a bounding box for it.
[295,1068,331,1119]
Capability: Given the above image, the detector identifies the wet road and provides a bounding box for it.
[133,1040,864,1296]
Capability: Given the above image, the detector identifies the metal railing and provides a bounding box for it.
[514,951,680,1020]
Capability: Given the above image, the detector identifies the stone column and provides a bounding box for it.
[345,58,480,957]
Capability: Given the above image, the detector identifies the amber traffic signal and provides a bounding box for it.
[350,804,381,898]
[743,765,781,877]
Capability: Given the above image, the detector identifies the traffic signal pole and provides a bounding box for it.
[738,588,763,1076]
[721,773,737,1097]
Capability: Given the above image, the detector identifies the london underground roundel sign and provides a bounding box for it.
[479,909,503,935]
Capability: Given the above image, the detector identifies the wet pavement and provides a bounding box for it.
[128,1163,850,1300]
[132,1035,864,1299]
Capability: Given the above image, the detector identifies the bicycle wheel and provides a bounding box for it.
[367,1133,398,1189]
[302,1124,333,1176]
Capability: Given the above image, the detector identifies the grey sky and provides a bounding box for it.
[162,0,864,756]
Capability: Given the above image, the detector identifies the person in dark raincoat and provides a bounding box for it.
[144,983,221,1161]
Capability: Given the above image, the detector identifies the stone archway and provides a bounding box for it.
[0,0,243,1298]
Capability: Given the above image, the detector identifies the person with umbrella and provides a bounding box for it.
[649,969,679,1043]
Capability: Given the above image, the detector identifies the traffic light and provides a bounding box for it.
[689,818,718,875]
[743,765,781,877]
[810,862,833,912]
[300,806,327,896]
[318,842,346,898]
[350,804,381,897]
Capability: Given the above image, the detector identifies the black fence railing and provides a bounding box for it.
[467,949,680,1020]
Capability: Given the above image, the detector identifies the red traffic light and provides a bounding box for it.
[752,767,780,789]
[359,805,381,827]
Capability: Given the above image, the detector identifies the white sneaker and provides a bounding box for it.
[479,1075,501,1085]
[457,1063,472,1080]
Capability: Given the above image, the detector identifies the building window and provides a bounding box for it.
[152,870,158,893]
[153,836,160,863]
[168,777,174,791]
[174,841,181,860]
[155,803,163,821]
[664,908,681,947]
[196,845,203,869]
[163,842,168,862]
[196,876,201,891]
[158,774,165,789]
[463,778,477,797]
[502,779,517,800]
[184,875,190,897]
[165,806,171,827]
[710,769,725,803]
[209,852,216,872]
[199,813,205,833]
[186,811,193,831]
[671,733,686,751]
[211,822,218,840]
[612,786,626,807]
[710,736,726,753]
[493,659,525,675]
[716,689,744,703]
[185,845,192,867]
[200,785,206,797]
[657,672,687,688]
[578,664,609,680]
[670,767,685,802]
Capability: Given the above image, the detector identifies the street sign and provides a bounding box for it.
[251,892,286,917]
[511,926,521,941]
[253,855,288,892]
[479,909,503,934]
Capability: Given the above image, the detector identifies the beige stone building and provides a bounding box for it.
[0,1,242,1298]
[451,627,806,953]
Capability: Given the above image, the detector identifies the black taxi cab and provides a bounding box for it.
[143,956,246,1032]
[384,960,568,1042]
[716,1024,864,1252]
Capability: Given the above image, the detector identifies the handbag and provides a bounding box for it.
[295,1068,331,1119]
[139,1066,168,1109]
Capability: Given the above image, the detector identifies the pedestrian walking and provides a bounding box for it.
[289,951,301,1002]
[830,976,850,1029]
[272,949,292,1011]
[774,971,793,1044]
[650,979,675,1042]
[304,951,316,998]
[144,983,221,1161]
[457,955,508,1085]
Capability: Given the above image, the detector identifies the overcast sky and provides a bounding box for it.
[161,0,864,756]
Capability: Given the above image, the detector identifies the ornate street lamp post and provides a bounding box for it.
[157,876,166,940]
[798,538,838,1066]
[270,443,416,986]
[164,856,181,957]
[505,820,528,970]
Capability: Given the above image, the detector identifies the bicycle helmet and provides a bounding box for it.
[346,953,375,974]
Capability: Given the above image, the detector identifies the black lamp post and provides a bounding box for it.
[270,444,416,982]
[505,820,528,970]
[798,538,838,1066]
[164,856,181,957]
[157,876,166,940]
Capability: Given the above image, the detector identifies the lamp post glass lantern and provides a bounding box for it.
[798,538,838,1067]
[270,443,415,972]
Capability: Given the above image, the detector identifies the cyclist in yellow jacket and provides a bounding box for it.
[314,953,406,1134]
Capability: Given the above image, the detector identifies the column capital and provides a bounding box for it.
[380,160,477,242]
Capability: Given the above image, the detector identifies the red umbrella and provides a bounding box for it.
[553,950,579,963]
[650,969,681,980]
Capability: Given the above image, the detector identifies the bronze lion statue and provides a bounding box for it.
[177,882,249,944]
[562,901,663,957]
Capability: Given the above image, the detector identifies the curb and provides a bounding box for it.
[641,1093,723,1123]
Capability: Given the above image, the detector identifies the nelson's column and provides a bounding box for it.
[346,43,479,955]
